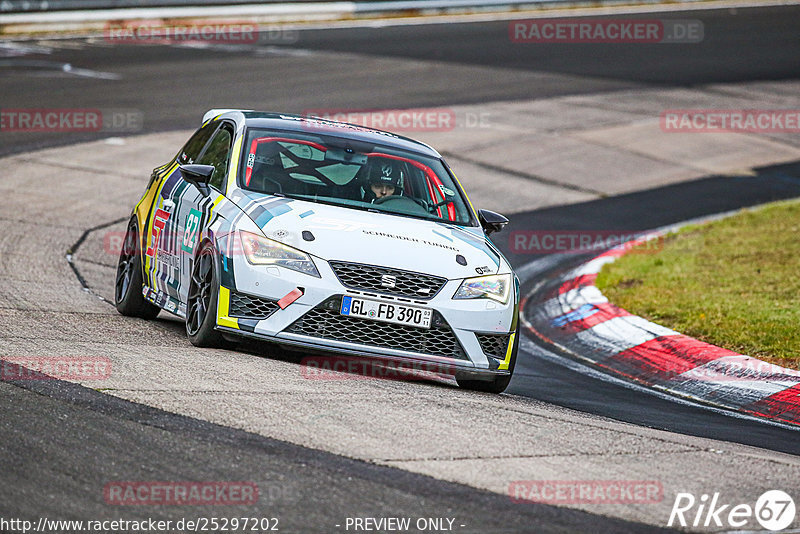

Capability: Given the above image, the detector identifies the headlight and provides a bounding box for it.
[240,231,320,278]
[453,273,511,304]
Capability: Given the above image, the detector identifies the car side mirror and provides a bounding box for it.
[478,209,509,235]
[179,164,215,196]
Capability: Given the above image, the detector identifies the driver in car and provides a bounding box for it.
[363,160,404,203]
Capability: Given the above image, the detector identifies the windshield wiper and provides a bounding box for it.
[264,191,309,202]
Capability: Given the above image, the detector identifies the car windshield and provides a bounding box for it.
[239,128,474,225]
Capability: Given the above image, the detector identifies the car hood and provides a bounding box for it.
[232,192,505,279]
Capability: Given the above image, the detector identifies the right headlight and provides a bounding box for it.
[240,230,320,278]
[453,273,511,304]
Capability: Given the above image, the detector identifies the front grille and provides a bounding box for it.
[229,291,280,320]
[476,333,511,359]
[329,261,447,300]
[285,299,466,359]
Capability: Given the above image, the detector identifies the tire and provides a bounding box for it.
[456,329,519,394]
[115,219,161,319]
[186,244,228,348]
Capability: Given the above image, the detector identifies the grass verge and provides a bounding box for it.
[595,199,800,370]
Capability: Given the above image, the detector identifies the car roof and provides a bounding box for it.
[209,110,442,159]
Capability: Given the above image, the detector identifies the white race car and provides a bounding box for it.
[115,110,519,392]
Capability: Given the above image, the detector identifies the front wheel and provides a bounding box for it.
[456,331,518,394]
[115,219,160,319]
[186,244,228,348]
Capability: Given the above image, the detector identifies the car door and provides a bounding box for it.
[145,121,218,302]
[174,120,235,305]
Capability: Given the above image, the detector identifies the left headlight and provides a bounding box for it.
[240,230,320,278]
[453,273,511,304]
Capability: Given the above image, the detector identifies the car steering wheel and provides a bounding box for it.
[372,195,429,210]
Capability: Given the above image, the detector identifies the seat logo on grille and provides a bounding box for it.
[380,275,397,288]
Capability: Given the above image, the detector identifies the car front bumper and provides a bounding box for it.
[215,253,517,376]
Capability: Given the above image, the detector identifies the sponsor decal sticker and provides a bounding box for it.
[362,229,460,252]
[145,208,171,257]
[181,209,202,254]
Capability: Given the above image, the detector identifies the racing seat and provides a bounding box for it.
[249,159,310,196]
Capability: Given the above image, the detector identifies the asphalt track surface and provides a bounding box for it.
[2,4,800,157]
[2,4,800,532]
[1,379,659,533]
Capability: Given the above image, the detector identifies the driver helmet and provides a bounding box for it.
[366,159,404,192]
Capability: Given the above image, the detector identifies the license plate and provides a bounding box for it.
[340,296,432,329]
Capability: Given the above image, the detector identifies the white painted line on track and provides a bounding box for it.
[0,59,120,79]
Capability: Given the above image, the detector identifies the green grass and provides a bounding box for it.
[595,199,800,369]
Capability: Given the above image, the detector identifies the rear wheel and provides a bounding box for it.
[457,330,519,394]
[115,219,160,319]
[186,244,227,348]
